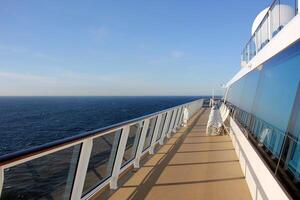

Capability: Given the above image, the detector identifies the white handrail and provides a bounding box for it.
[0,99,204,200]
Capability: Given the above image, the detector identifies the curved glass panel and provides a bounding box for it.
[1,145,81,200]
[82,130,121,196]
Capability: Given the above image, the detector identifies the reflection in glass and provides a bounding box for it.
[156,113,167,141]
[121,122,143,167]
[285,83,300,177]
[1,145,81,200]
[82,130,121,196]
[143,117,157,151]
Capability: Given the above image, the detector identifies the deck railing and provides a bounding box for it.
[0,99,204,200]
[241,0,298,65]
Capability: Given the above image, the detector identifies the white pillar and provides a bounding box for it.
[110,126,130,189]
[149,114,162,154]
[134,119,149,168]
[159,111,172,145]
[71,139,93,200]
[167,109,176,138]
[173,107,183,132]
[0,167,3,198]
[268,10,272,41]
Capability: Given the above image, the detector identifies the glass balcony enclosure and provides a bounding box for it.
[241,0,297,64]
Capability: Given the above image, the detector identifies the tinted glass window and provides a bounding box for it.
[239,69,261,113]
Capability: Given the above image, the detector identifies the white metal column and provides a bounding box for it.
[0,167,3,198]
[159,111,171,145]
[167,109,177,138]
[173,107,182,132]
[149,114,162,154]
[268,10,272,41]
[110,126,130,189]
[134,119,149,168]
[70,139,93,200]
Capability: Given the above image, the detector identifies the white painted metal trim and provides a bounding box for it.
[82,177,111,200]
[159,111,172,145]
[174,107,183,131]
[167,109,176,138]
[134,119,149,168]
[71,139,93,200]
[149,114,162,154]
[110,126,129,189]
[0,167,3,198]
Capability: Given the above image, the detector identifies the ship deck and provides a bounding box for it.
[96,108,252,200]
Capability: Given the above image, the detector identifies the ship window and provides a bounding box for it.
[255,41,300,128]
[156,113,167,141]
[240,69,261,113]
[121,122,143,167]
[1,144,81,200]
[143,116,157,151]
[283,83,300,177]
[82,129,121,197]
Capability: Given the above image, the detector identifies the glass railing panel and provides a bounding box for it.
[121,122,143,167]
[156,113,167,141]
[1,144,81,200]
[143,117,158,151]
[82,129,121,196]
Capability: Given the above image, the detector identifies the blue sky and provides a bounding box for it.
[0,0,271,96]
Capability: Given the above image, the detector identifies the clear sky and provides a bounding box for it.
[0,0,271,96]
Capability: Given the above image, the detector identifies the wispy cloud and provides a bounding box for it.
[0,44,28,54]
[170,50,184,59]
[0,70,153,96]
[0,44,58,61]
[92,26,109,41]
[0,71,53,82]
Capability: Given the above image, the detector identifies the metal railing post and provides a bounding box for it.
[149,114,162,154]
[0,167,3,198]
[167,109,177,138]
[110,126,130,189]
[173,108,181,133]
[134,119,149,168]
[70,139,93,200]
[159,111,171,145]
[268,11,272,41]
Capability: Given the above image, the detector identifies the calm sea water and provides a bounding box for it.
[0,96,206,156]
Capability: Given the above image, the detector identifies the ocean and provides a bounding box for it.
[0,96,205,156]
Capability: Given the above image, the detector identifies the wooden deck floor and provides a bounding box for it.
[106,108,251,200]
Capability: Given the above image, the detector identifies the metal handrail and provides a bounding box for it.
[0,98,205,200]
[0,98,203,165]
